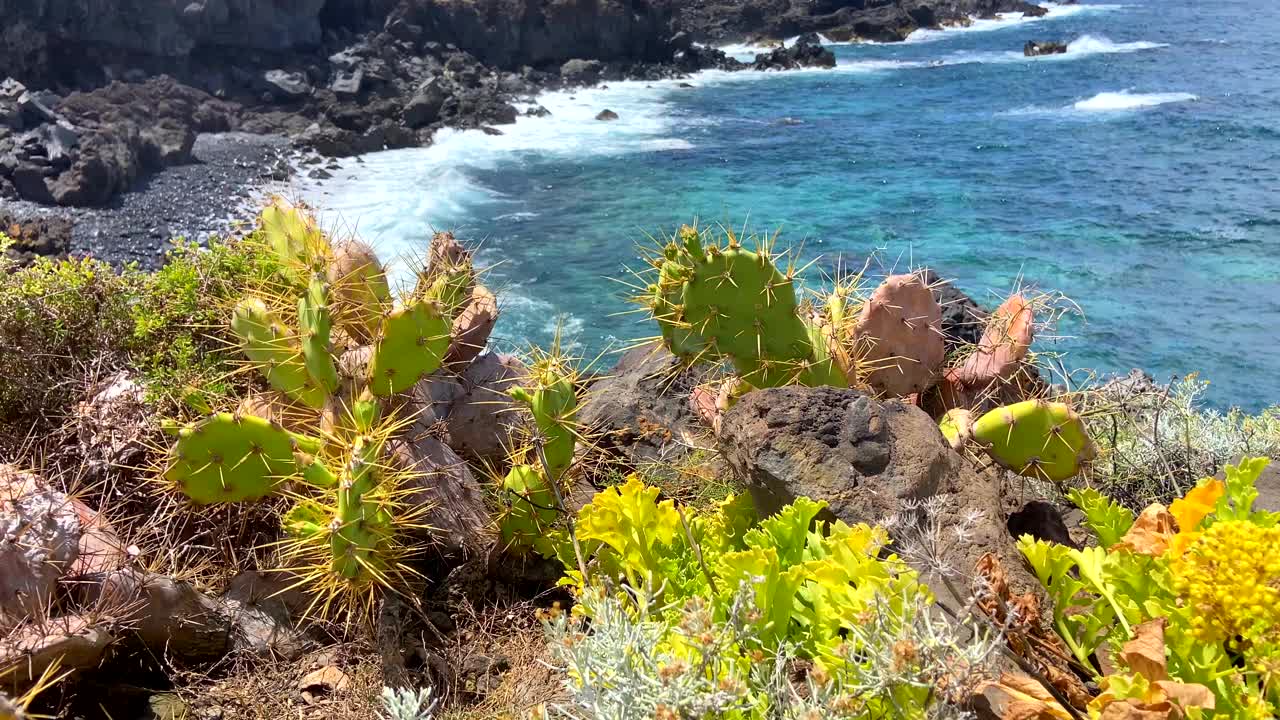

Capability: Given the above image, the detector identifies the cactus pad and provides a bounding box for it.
[646,225,846,389]
[938,408,974,451]
[445,284,498,367]
[367,300,451,397]
[499,463,558,555]
[260,197,326,273]
[284,499,329,537]
[298,273,340,394]
[971,400,1095,482]
[231,297,329,409]
[328,239,391,343]
[166,413,318,504]
[330,434,391,580]
[854,273,945,397]
[509,361,578,480]
[952,293,1034,387]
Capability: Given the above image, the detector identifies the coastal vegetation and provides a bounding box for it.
[0,201,1277,719]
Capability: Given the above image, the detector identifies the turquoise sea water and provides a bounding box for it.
[304,0,1280,409]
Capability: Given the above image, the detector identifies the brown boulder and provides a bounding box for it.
[718,385,1041,598]
[391,436,490,559]
[445,353,527,463]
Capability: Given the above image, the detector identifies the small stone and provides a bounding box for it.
[595,109,619,121]
[299,666,350,704]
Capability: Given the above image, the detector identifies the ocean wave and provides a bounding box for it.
[932,34,1165,66]
[297,78,693,282]
[1073,90,1199,111]
[906,2,1123,43]
[1002,89,1199,116]
[713,33,836,61]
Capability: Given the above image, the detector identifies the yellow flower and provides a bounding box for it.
[1167,478,1224,556]
[1168,520,1280,643]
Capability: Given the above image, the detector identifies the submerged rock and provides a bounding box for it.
[595,108,619,121]
[1024,40,1068,56]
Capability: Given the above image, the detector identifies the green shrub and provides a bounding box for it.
[0,237,135,440]
[125,236,282,410]
[542,477,999,719]
[1089,375,1280,510]
[0,233,280,445]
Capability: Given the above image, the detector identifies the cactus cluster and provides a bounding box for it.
[638,224,1094,482]
[162,197,496,616]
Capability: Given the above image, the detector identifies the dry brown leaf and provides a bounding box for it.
[1154,681,1215,712]
[977,673,1075,720]
[1110,505,1175,556]
[1120,619,1169,682]
[975,553,1093,708]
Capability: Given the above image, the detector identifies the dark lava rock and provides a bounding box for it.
[403,77,448,128]
[752,32,836,70]
[595,109,619,121]
[718,384,1043,597]
[390,0,675,69]
[579,343,708,466]
[561,58,604,85]
[262,69,314,100]
[919,269,988,352]
[0,211,71,262]
[2,76,237,207]
[674,0,1048,45]
[1024,40,1068,57]
[1007,500,1078,548]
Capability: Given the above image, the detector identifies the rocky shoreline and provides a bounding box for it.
[1,0,1057,265]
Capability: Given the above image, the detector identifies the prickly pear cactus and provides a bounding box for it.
[938,408,973,451]
[854,273,945,397]
[298,272,340,395]
[498,346,581,555]
[231,297,329,409]
[969,399,1096,482]
[445,285,499,367]
[328,239,391,343]
[642,224,847,389]
[260,196,326,276]
[279,423,420,614]
[498,463,559,555]
[509,358,578,481]
[418,230,476,318]
[366,300,452,397]
[165,413,321,504]
[953,293,1033,387]
[161,197,499,621]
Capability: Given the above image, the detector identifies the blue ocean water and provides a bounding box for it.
[303,0,1280,410]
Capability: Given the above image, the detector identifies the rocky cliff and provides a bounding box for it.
[674,0,1049,43]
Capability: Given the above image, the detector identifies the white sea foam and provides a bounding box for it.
[1003,89,1199,116]
[906,2,1123,43]
[1073,90,1198,111]
[933,34,1165,66]
[713,33,837,61]
[296,78,702,288]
